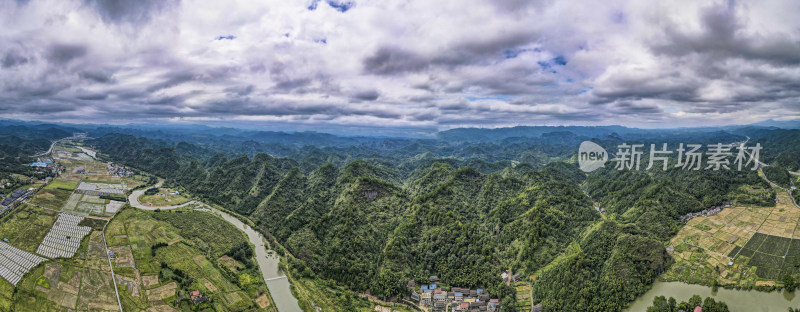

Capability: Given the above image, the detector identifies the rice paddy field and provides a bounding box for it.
[105,207,270,312]
[664,189,800,288]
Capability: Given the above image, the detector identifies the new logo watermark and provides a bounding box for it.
[578,141,762,173]
[578,141,608,173]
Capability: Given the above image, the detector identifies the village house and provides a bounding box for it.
[189,290,206,304]
[421,292,432,307]
[414,283,500,312]
[680,205,726,223]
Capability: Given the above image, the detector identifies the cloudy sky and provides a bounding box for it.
[1,0,799,135]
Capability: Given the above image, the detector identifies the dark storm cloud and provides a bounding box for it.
[9,83,71,97]
[652,1,800,65]
[591,82,700,104]
[431,31,538,68]
[146,71,196,92]
[45,44,87,65]
[364,31,537,76]
[2,99,80,114]
[84,0,180,26]
[144,94,191,105]
[75,92,108,101]
[613,102,662,114]
[274,78,312,91]
[1,50,30,68]
[408,109,439,121]
[352,89,380,101]
[363,46,428,75]
[224,84,255,96]
[79,69,115,83]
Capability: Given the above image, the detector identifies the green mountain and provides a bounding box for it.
[87,126,797,311]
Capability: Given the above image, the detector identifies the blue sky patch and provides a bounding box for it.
[327,0,355,12]
[216,35,236,40]
[538,56,567,69]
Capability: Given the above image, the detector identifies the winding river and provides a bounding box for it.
[625,281,800,312]
[129,181,302,312]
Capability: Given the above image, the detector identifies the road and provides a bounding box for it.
[34,135,86,157]
[737,140,798,208]
[128,180,199,210]
[101,211,124,312]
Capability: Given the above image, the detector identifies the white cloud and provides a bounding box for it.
[0,0,798,131]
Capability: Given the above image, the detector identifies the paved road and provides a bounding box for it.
[35,140,59,157]
[101,212,124,312]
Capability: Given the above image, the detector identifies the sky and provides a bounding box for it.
[1,0,799,135]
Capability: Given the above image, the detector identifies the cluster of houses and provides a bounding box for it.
[409,276,500,312]
[106,162,134,177]
[679,202,732,223]
[27,158,61,175]
[27,158,53,168]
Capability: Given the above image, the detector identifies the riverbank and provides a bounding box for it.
[127,179,303,312]
[626,281,800,312]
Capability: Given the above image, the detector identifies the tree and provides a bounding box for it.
[784,274,797,292]
[688,295,702,309]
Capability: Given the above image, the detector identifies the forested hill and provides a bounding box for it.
[0,123,75,179]
[88,127,791,311]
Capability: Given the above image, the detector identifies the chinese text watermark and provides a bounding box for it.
[578,142,762,173]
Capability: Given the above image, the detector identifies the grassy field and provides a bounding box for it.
[664,190,800,287]
[0,278,13,312]
[43,179,79,191]
[0,204,57,253]
[138,188,191,207]
[29,187,72,210]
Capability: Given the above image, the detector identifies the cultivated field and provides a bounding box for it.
[138,188,190,207]
[0,204,58,253]
[5,229,119,312]
[665,190,800,287]
[105,208,269,311]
